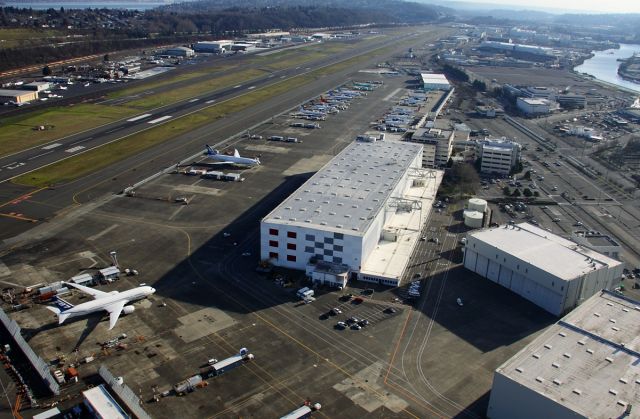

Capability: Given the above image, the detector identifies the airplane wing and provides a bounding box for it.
[105,300,126,330]
[66,282,110,299]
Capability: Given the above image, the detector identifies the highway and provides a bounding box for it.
[0,31,419,184]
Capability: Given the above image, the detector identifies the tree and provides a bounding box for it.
[103,54,110,62]
[533,191,540,197]
[446,157,453,168]
[472,79,486,92]
[503,186,511,196]
[523,188,533,197]
[42,65,51,76]
[522,170,531,180]
[512,189,521,197]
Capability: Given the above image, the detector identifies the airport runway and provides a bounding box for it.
[0,28,450,241]
[0,31,420,184]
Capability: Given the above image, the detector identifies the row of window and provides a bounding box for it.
[268,252,296,262]
[268,228,345,242]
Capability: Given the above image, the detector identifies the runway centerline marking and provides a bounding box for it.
[41,143,62,150]
[127,113,152,122]
[65,146,85,153]
[28,151,54,160]
[148,115,173,124]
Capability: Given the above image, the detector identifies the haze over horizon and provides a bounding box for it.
[445,0,640,14]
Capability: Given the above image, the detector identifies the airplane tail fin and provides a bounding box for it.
[205,145,218,155]
[233,149,240,158]
[46,304,71,324]
[53,296,74,311]
[256,157,261,165]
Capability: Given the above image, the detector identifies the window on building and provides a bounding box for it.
[334,245,343,252]
[269,228,279,236]
[287,243,296,250]
[305,246,314,253]
[269,252,278,259]
[287,255,296,262]
[315,242,324,249]
[269,240,278,247]
[315,254,324,262]
[324,249,333,256]
[334,233,344,240]
[305,234,315,241]
[287,231,297,239]
[334,257,342,264]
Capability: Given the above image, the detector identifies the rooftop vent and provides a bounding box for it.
[606,357,614,363]
[553,379,562,386]
[594,312,601,317]
[532,353,541,359]
[609,389,618,395]
[620,378,628,384]
[610,318,617,323]
[572,389,582,396]
[336,224,343,228]
[289,218,296,221]
[612,327,620,331]
[563,353,571,359]
[535,377,544,383]
[320,221,327,226]
[586,349,594,354]
[559,332,567,337]
[305,220,312,223]
[284,206,292,210]
[515,367,524,373]
[552,362,560,368]
[544,344,553,350]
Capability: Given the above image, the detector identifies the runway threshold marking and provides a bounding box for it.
[41,143,62,150]
[247,86,256,90]
[65,146,85,153]
[234,85,242,88]
[0,187,48,208]
[127,113,152,122]
[188,98,200,103]
[148,115,172,124]
[205,99,216,104]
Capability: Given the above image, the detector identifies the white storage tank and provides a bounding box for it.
[464,210,484,228]
[468,198,488,213]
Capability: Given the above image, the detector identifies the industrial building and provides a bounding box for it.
[163,46,195,57]
[477,138,521,175]
[260,140,443,287]
[193,40,233,53]
[463,223,624,316]
[408,127,454,168]
[517,97,552,116]
[0,89,38,104]
[82,384,129,419]
[556,94,586,109]
[420,73,451,91]
[487,290,640,419]
[22,81,50,92]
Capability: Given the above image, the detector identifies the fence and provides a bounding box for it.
[0,307,59,395]
[98,365,153,419]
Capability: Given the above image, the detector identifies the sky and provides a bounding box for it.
[448,0,640,14]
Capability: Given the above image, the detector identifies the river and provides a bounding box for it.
[574,43,640,93]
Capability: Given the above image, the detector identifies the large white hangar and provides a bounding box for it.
[487,290,640,419]
[463,223,624,316]
[260,140,443,287]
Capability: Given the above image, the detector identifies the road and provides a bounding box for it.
[0,31,419,184]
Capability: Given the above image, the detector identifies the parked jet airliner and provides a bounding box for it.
[46,282,155,330]
[204,145,260,167]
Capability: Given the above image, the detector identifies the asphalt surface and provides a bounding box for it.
[0,27,449,241]
[1,64,554,419]
[0,32,419,184]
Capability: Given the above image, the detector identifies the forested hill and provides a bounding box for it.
[159,0,452,27]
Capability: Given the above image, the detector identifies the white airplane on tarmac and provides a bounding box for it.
[204,145,260,167]
[46,282,155,330]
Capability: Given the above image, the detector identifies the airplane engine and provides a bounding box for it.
[123,305,135,315]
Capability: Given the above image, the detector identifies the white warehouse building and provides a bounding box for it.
[420,73,451,91]
[261,140,443,287]
[517,97,552,116]
[463,223,624,316]
[487,290,640,419]
[408,128,454,168]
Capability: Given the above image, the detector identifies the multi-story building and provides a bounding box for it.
[261,140,443,287]
[517,97,552,116]
[408,128,454,168]
[478,138,521,175]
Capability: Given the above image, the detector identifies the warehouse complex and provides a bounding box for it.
[487,290,640,419]
[260,140,443,287]
[463,223,624,316]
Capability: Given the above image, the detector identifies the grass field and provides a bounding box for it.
[0,28,67,48]
[0,105,137,157]
[12,36,406,187]
[125,68,267,109]
[106,69,219,99]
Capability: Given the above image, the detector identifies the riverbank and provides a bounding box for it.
[574,44,640,94]
[618,54,640,84]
